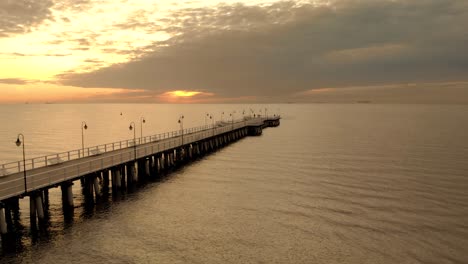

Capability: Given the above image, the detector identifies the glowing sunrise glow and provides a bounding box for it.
[167,91,203,97]
[157,90,215,103]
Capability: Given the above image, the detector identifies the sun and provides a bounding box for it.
[167,90,203,97]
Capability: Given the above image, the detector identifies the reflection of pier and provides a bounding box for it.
[0,116,280,244]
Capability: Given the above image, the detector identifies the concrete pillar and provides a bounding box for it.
[179,148,185,163]
[93,176,101,198]
[61,182,74,209]
[3,203,12,231]
[111,168,118,192]
[156,156,161,175]
[0,207,7,235]
[149,156,155,175]
[127,162,137,184]
[160,154,165,170]
[120,166,126,189]
[35,193,45,222]
[83,176,95,204]
[145,159,150,177]
[133,163,138,182]
[167,152,174,168]
[42,189,50,218]
[103,170,110,191]
[126,164,132,185]
[30,195,37,229]
[134,162,140,182]
[137,160,145,179]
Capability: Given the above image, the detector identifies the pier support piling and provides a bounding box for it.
[0,206,7,235]
[61,181,74,209]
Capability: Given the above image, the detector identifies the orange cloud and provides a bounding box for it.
[0,82,142,103]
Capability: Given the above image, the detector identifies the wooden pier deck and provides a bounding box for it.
[0,117,280,202]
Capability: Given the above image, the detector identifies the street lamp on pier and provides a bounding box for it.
[230,113,234,130]
[210,115,214,136]
[205,113,209,127]
[129,122,136,160]
[140,117,146,143]
[15,133,27,194]
[81,121,88,157]
[178,115,184,145]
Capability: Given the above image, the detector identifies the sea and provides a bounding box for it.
[0,103,467,263]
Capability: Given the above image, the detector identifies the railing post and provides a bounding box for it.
[32,159,35,169]
[18,161,21,172]
[45,156,48,166]
[68,152,70,161]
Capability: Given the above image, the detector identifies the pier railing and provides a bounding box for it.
[0,117,258,177]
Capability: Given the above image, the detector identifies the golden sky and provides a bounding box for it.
[0,0,282,103]
[1,0,467,104]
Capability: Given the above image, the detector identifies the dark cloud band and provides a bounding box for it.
[56,0,468,99]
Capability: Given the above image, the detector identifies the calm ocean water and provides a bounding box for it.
[1,103,467,263]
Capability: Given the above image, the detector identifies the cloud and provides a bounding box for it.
[0,78,32,85]
[57,0,468,100]
[52,0,93,12]
[0,52,71,57]
[295,81,468,104]
[0,0,54,37]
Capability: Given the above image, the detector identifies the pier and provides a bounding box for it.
[0,116,280,240]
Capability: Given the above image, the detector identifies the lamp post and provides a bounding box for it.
[15,133,27,194]
[140,117,146,143]
[221,111,224,122]
[205,113,209,127]
[230,113,234,130]
[210,115,214,136]
[178,115,184,145]
[81,121,88,157]
[129,122,136,161]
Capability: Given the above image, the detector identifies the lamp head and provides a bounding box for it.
[142,119,146,123]
[129,125,133,130]
[15,138,21,147]
[84,124,88,130]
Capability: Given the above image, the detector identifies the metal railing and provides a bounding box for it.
[0,116,265,177]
